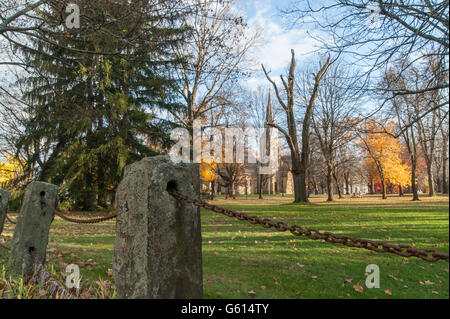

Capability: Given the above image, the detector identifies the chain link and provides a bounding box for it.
[169,190,449,263]
[40,197,117,224]
[5,214,16,224]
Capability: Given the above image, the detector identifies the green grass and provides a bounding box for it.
[1,194,448,299]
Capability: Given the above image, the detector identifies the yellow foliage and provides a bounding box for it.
[360,121,410,187]
[200,160,218,183]
[0,157,23,185]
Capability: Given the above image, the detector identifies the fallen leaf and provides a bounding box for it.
[353,282,364,293]
[384,288,392,296]
[388,275,398,281]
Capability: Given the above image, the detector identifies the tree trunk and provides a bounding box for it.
[427,164,435,197]
[381,178,387,199]
[210,180,216,200]
[332,170,343,199]
[443,144,448,194]
[399,185,404,197]
[326,165,334,201]
[411,162,420,201]
[300,169,309,202]
[257,174,263,199]
[345,175,350,195]
[336,182,343,199]
[293,172,307,203]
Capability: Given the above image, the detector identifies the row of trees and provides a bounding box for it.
[1,0,258,209]
[199,56,447,202]
[253,0,449,202]
[0,0,448,207]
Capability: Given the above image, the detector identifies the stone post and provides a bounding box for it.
[9,182,57,276]
[113,156,202,299]
[0,188,11,234]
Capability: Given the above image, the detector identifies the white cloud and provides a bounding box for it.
[243,0,320,89]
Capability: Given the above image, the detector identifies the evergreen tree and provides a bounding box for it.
[15,0,188,210]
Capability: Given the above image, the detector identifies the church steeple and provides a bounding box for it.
[265,89,274,126]
[265,89,273,156]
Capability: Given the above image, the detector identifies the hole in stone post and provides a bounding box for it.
[40,191,46,197]
[28,247,36,261]
[166,180,178,193]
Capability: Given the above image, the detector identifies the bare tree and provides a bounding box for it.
[262,49,330,202]
[436,107,449,194]
[166,0,259,133]
[283,0,448,91]
[412,60,447,197]
[311,62,362,201]
[282,0,449,127]
[383,64,422,200]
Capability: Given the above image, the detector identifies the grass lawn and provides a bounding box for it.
[1,194,448,299]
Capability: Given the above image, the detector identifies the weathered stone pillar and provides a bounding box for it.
[113,156,202,299]
[9,182,57,276]
[0,188,11,234]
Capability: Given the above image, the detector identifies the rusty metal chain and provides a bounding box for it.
[169,190,449,263]
[0,234,10,251]
[5,213,16,224]
[40,197,117,224]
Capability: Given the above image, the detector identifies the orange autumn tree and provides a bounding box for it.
[200,157,219,199]
[358,120,410,199]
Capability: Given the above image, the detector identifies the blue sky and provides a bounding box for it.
[235,0,321,89]
[237,0,293,18]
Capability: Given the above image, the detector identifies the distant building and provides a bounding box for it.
[203,91,295,196]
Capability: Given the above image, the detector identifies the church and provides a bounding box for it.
[203,92,295,196]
